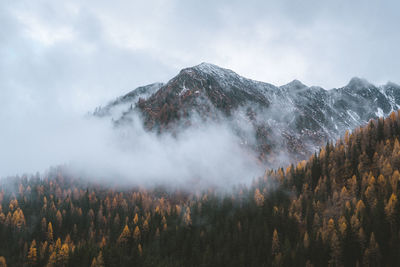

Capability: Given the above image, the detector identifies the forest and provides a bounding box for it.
[1,111,400,266]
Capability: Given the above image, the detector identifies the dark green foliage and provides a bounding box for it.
[1,111,400,266]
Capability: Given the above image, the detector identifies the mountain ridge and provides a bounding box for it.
[94,63,400,164]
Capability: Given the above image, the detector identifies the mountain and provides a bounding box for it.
[93,82,164,118]
[95,63,400,164]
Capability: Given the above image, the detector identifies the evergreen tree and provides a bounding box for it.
[27,240,37,266]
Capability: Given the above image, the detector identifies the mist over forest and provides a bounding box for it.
[1,0,400,266]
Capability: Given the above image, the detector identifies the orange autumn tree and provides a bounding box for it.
[118,225,131,244]
[27,240,37,265]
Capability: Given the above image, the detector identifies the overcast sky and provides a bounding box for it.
[1,0,400,112]
[1,0,400,177]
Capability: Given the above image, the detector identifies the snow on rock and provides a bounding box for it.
[376,108,384,117]
[95,63,400,164]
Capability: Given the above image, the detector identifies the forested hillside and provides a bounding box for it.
[1,111,400,266]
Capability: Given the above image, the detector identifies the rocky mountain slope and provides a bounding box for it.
[95,63,400,164]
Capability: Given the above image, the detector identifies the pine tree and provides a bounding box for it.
[58,244,69,266]
[41,217,47,233]
[39,241,48,260]
[138,244,143,256]
[363,233,381,266]
[12,208,25,230]
[385,193,398,225]
[55,238,61,252]
[254,188,264,207]
[358,228,367,250]
[90,258,97,267]
[329,232,342,266]
[96,251,105,267]
[390,171,400,193]
[99,237,106,248]
[90,251,105,267]
[46,251,57,267]
[47,222,53,242]
[117,225,131,244]
[27,240,37,266]
[0,256,6,267]
[184,207,192,226]
[133,226,141,241]
[56,210,62,228]
[303,232,310,249]
[271,229,280,256]
[355,200,366,218]
[143,219,149,232]
[0,212,5,225]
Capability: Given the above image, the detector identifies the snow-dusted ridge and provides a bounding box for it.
[94,63,400,164]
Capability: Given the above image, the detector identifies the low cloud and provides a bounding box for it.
[1,0,399,189]
[0,108,264,189]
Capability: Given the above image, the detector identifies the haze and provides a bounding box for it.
[1,0,399,182]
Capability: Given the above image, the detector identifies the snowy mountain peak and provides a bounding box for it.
[347,77,372,88]
[281,79,307,90]
[195,62,220,69]
[122,82,164,99]
[95,63,400,165]
[384,81,400,88]
[193,62,230,71]
[188,62,239,78]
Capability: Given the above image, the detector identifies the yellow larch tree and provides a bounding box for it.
[254,188,264,207]
[90,251,104,267]
[117,225,131,244]
[58,243,69,266]
[271,229,280,256]
[47,222,54,242]
[56,210,62,228]
[133,226,141,241]
[46,251,57,267]
[385,193,398,226]
[143,219,149,232]
[27,240,37,265]
[138,244,143,256]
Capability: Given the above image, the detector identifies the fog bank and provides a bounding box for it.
[0,108,264,188]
